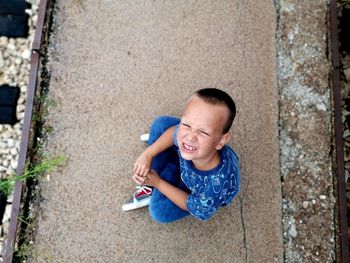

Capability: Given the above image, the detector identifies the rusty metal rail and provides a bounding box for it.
[330,0,350,262]
[3,0,49,262]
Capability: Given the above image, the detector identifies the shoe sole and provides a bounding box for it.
[122,198,150,211]
[140,133,149,142]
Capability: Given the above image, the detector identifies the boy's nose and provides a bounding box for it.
[187,131,197,141]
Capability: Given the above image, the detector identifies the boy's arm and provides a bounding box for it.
[134,125,177,177]
[146,125,176,157]
[134,171,189,211]
[156,178,189,211]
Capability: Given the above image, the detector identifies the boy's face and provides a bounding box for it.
[177,95,231,170]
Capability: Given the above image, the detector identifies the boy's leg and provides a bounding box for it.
[148,116,190,223]
[149,162,190,224]
[148,116,180,175]
[122,116,179,212]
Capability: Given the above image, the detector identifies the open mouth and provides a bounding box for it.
[183,143,197,152]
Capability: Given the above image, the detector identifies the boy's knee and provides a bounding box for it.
[150,116,169,131]
[150,115,177,130]
[149,204,170,224]
[149,116,180,141]
[149,199,189,224]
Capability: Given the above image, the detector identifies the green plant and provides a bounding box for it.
[32,95,57,123]
[0,155,67,196]
[42,123,53,135]
[6,156,67,261]
[14,216,39,261]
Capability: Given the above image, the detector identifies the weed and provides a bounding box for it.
[8,155,67,262]
[42,123,53,135]
[13,216,37,262]
[0,155,67,196]
[32,94,57,128]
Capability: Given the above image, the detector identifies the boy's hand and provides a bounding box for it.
[133,149,153,177]
[133,170,161,188]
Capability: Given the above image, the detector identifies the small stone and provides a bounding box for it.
[18,96,25,105]
[7,42,16,51]
[10,148,17,156]
[14,57,22,65]
[10,159,17,170]
[320,195,326,200]
[21,49,31,60]
[17,104,25,113]
[0,52,4,68]
[0,36,7,45]
[20,86,26,93]
[344,68,350,82]
[18,112,25,119]
[1,131,13,140]
[25,9,32,16]
[9,65,18,75]
[7,139,15,148]
[2,205,12,223]
[288,224,297,238]
[302,201,309,209]
[2,159,9,167]
[6,168,15,175]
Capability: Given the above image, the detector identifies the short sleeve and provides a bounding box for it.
[185,171,240,221]
[186,194,219,221]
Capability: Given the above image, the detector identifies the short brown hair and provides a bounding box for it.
[195,88,236,133]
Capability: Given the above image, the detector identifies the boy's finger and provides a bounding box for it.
[133,177,142,185]
[136,167,141,175]
[139,169,145,177]
[134,173,145,182]
[136,166,144,176]
[142,169,150,177]
[133,163,139,173]
[133,174,144,185]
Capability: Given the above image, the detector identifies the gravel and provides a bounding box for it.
[0,0,39,259]
[339,1,350,244]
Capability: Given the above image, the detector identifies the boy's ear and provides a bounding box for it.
[215,132,231,150]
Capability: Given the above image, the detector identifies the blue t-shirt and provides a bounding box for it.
[174,126,240,220]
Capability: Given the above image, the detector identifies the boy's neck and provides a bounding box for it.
[192,151,221,171]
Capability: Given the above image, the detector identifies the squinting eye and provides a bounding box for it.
[201,131,210,136]
[182,123,190,128]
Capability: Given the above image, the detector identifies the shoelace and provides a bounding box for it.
[134,185,153,197]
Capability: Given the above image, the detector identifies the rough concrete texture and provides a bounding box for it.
[31,0,283,262]
[276,0,336,262]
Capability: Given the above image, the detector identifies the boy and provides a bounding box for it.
[122,88,240,223]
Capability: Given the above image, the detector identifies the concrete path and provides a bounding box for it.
[34,1,283,262]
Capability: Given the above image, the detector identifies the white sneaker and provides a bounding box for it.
[140,133,149,142]
[122,186,153,211]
